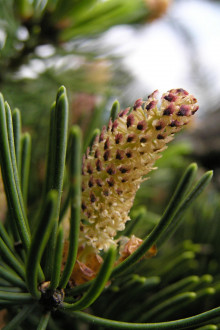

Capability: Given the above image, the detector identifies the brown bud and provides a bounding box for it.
[127,114,135,128]
[133,98,143,110]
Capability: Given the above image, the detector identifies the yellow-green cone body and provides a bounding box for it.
[80,89,199,251]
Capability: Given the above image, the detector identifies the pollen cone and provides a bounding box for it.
[80,89,199,251]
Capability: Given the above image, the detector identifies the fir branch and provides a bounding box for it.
[43,86,69,279]
[12,108,22,175]
[65,306,220,329]
[26,191,58,298]
[59,126,82,289]
[50,226,64,290]
[0,265,26,289]
[20,133,31,208]
[0,94,31,251]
